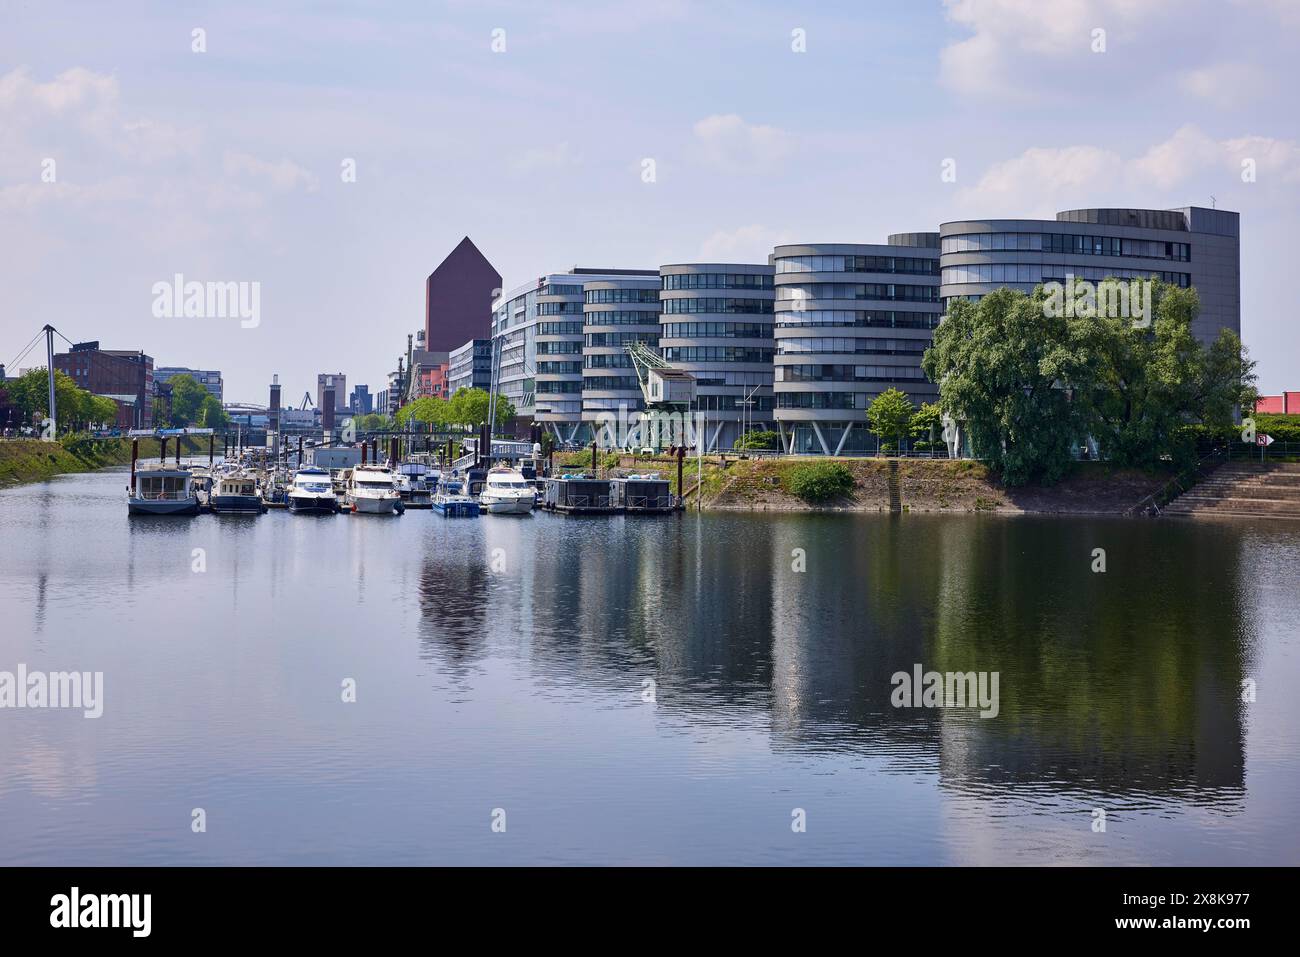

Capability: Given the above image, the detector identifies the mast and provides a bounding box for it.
[43,325,56,437]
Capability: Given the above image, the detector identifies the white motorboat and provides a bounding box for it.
[479,466,535,515]
[345,464,403,515]
[127,463,200,516]
[288,467,338,514]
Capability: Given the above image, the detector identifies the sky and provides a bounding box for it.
[2,0,1298,402]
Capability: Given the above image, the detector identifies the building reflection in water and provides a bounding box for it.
[413,512,1248,805]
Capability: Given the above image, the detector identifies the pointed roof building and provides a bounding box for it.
[424,236,502,354]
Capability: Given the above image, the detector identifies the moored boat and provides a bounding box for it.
[345,464,403,515]
[211,470,266,514]
[479,466,535,515]
[127,463,200,516]
[432,474,480,517]
[287,467,339,514]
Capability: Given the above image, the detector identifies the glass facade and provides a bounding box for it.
[659,264,776,451]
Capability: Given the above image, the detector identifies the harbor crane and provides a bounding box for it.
[624,342,696,450]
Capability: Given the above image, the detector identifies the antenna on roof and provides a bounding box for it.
[1210,195,1216,209]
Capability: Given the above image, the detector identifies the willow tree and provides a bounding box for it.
[922,287,1091,485]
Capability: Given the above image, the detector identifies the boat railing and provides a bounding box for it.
[135,488,193,501]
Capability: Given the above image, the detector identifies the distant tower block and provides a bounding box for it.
[269,374,281,432]
[322,389,336,433]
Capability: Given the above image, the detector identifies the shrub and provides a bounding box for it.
[735,430,779,450]
[787,461,855,502]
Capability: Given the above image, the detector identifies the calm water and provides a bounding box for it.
[1,464,1298,865]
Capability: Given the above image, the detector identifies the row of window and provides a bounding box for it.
[660,322,772,339]
[774,255,939,276]
[941,264,1192,287]
[536,341,580,355]
[583,310,661,326]
[539,284,583,296]
[775,310,941,330]
[777,392,915,411]
[537,322,583,336]
[691,370,772,387]
[661,273,774,290]
[585,332,657,348]
[941,232,1191,260]
[776,337,928,356]
[537,302,583,315]
[584,288,660,304]
[776,364,928,383]
[536,361,582,375]
[661,297,775,315]
[662,347,775,363]
[776,284,939,303]
[535,380,582,394]
[583,354,634,369]
[580,375,641,391]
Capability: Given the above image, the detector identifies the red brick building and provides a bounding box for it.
[53,342,154,429]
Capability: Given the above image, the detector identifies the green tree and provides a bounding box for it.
[446,387,514,430]
[1071,280,1255,469]
[910,401,943,441]
[922,287,1091,485]
[735,429,779,450]
[89,394,120,428]
[167,374,208,426]
[866,388,915,451]
[198,394,230,430]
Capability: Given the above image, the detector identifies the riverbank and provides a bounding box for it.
[555,452,1170,515]
[0,436,215,487]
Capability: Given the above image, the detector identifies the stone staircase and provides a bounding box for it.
[1164,461,1300,520]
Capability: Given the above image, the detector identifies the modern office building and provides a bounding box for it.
[425,236,501,353]
[939,207,1239,345]
[448,339,492,396]
[53,342,155,429]
[581,278,662,441]
[771,238,941,455]
[658,263,776,451]
[492,268,658,442]
[154,367,223,403]
[349,385,373,416]
[317,373,347,412]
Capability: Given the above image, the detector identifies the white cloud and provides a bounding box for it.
[958,125,1300,214]
[0,66,195,166]
[692,114,795,173]
[940,0,1177,97]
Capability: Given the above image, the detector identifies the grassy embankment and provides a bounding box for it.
[551,451,1171,514]
[0,436,217,488]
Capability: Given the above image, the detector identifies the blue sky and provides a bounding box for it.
[2,0,1298,400]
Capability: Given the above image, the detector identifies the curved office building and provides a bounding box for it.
[658,263,775,452]
[772,238,941,455]
[581,278,662,444]
[940,207,1240,345]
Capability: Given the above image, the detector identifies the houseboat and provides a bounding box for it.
[542,475,620,515]
[610,474,676,514]
[127,464,200,516]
